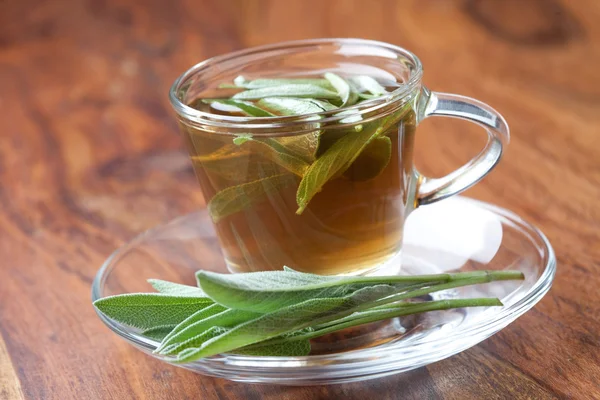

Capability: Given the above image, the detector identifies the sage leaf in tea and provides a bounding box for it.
[202,99,275,117]
[232,84,340,101]
[229,76,334,90]
[343,136,392,181]
[207,173,298,222]
[350,75,388,97]
[324,73,359,107]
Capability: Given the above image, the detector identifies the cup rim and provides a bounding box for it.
[169,38,423,131]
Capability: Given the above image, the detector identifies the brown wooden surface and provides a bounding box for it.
[1,0,599,399]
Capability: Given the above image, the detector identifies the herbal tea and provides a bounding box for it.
[183,74,417,275]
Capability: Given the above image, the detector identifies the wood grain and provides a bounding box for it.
[0,0,599,398]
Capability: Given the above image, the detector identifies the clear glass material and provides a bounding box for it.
[92,196,556,385]
[170,39,509,275]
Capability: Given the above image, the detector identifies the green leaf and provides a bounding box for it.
[158,304,227,347]
[296,107,408,213]
[141,325,177,341]
[148,279,207,297]
[192,144,249,164]
[196,268,432,313]
[257,97,335,116]
[173,285,398,362]
[230,76,334,90]
[164,326,229,356]
[93,294,213,330]
[192,145,285,183]
[343,136,392,181]
[207,173,298,222]
[232,84,340,101]
[249,298,503,353]
[238,138,310,176]
[233,133,253,145]
[324,73,359,107]
[295,122,384,214]
[203,99,275,117]
[157,308,261,355]
[350,76,388,96]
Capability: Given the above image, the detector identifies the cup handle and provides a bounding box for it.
[415,89,510,205]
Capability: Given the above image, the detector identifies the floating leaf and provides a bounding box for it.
[296,106,409,213]
[257,97,335,116]
[343,136,392,181]
[238,138,310,176]
[233,134,253,145]
[325,73,359,107]
[232,84,339,101]
[208,173,298,222]
[230,76,334,90]
[350,76,388,96]
[203,99,275,117]
[295,123,384,214]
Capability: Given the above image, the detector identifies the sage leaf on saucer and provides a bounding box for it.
[93,294,213,330]
[94,269,524,361]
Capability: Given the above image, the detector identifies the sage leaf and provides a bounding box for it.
[232,84,340,101]
[238,138,310,176]
[207,173,298,222]
[192,144,249,164]
[196,268,431,313]
[233,133,253,145]
[257,97,335,116]
[324,73,359,107]
[350,76,388,96]
[343,136,392,181]
[165,326,229,356]
[296,107,408,213]
[203,99,275,117]
[192,145,284,183]
[141,325,177,341]
[295,122,385,214]
[158,308,261,355]
[158,304,227,348]
[93,294,213,330]
[148,279,207,298]
[174,285,397,362]
[231,76,334,90]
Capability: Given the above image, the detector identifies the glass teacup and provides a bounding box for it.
[169,39,508,275]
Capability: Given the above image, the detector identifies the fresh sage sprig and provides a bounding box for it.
[94,268,524,362]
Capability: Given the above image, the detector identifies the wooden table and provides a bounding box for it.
[1,0,599,398]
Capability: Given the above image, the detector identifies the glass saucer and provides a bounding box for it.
[91,196,555,385]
